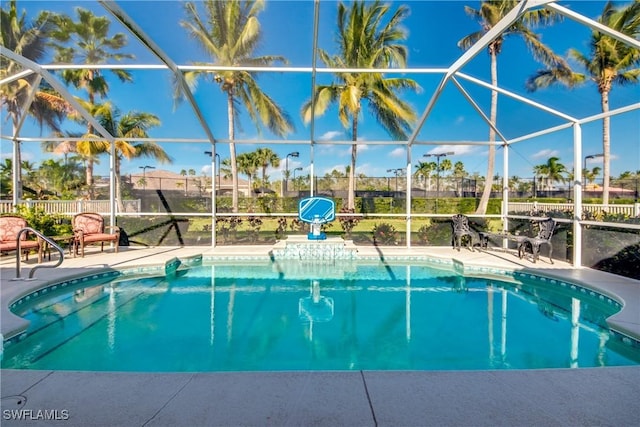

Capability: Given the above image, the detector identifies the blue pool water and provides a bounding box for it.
[2,260,639,371]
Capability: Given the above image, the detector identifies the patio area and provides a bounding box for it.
[1,243,639,426]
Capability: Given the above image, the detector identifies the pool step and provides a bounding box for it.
[270,236,358,261]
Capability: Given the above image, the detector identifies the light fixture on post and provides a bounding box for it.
[583,153,604,190]
[284,151,300,196]
[424,152,454,213]
[139,165,155,192]
[386,168,403,192]
[293,167,303,191]
[204,151,221,195]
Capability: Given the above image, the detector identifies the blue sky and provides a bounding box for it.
[2,0,639,182]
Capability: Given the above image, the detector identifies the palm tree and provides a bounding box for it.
[253,147,280,188]
[452,161,468,196]
[95,103,171,211]
[301,0,419,210]
[526,1,640,205]
[534,156,567,196]
[584,166,602,186]
[49,7,134,197]
[0,159,12,193]
[62,101,111,195]
[179,0,293,213]
[458,1,564,214]
[37,157,84,197]
[236,152,259,194]
[1,1,69,201]
[414,160,436,193]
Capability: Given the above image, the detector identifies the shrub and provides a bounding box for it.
[416,224,430,244]
[372,222,398,245]
[275,217,287,240]
[290,218,306,233]
[14,205,71,236]
[216,216,243,243]
[338,207,360,237]
[247,216,263,242]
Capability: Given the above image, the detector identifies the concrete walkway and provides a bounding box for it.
[2,367,639,426]
[2,244,640,426]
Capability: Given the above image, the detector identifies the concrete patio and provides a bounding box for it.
[2,244,639,426]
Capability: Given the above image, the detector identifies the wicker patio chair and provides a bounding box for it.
[0,215,42,262]
[72,213,120,257]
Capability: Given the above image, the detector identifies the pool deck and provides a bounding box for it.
[2,244,640,426]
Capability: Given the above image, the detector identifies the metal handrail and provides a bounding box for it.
[15,227,64,279]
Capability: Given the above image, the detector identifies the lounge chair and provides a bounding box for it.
[520,217,556,264]
[451,214,474,251]
[72,213,120,257]
[0,215,42,262]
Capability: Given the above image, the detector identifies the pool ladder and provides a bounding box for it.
[14,227,64,280]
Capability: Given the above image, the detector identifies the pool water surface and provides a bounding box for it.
[2,261,639,371]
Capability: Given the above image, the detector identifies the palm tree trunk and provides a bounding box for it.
[86,91,96,199]
[85,159,94,198]
[601,90,611,206]
[114,153,124,213]
[348,116,359,210]
[228,91,239,213]
[475,49,498,215]
[12,120,22,204]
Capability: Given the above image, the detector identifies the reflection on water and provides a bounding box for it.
[2,262,638,372]
[299,280,335,341]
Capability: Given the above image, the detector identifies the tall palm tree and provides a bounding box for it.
[414,160,436,192]
[534,156,567,196]
[302,0,419,210]
[95,103,171,211]
[49,7,134,197]
[458,1,564,214]
[1,0,69,201]
[179,0,293,213]
[526,1,640,205]
[253,147,280,188]
[37,157,84,197]
[236,152,259,194]
[584,166,602,186]
[452,160,468,196]
[63,100,111,195]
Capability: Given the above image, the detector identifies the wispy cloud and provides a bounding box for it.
[389,147,405,157]
[532,148,559,159]
[318,130,343,141]
[356,163,376,176]
[424,145,475,157]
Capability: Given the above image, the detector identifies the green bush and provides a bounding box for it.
[372,222,398,245]
[13,206,72,236]
[416,225,430,244]
[338,207,360,237]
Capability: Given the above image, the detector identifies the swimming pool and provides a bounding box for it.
[2,260,639,371]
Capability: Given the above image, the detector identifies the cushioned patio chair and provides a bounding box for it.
[0,215,42,262]
[520,217,556,264]
[72,213,120,258]
[451,214,474,252]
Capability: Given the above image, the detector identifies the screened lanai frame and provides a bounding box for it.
[1,0,639,268]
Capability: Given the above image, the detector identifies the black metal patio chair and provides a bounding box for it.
[451,214,474,252]
[519,217,556,264]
